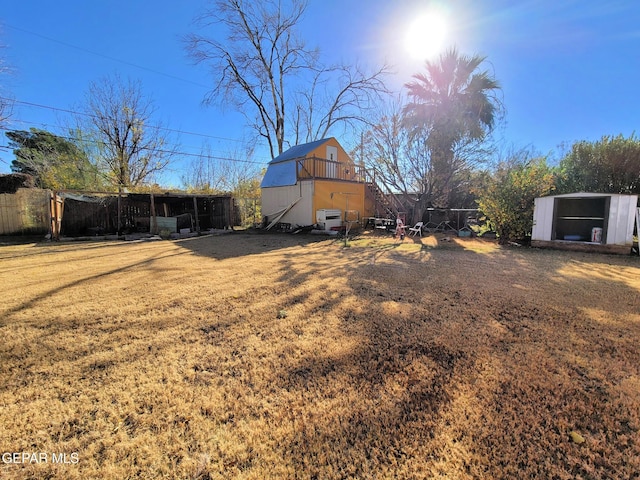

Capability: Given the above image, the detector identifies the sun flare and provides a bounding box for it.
[405,11,448,60]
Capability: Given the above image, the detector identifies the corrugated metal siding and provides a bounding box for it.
[610,194,639,245]
[155,216,178,232]
[532,193,638,246]
[608,195,622,244]
[0,189,50,235]
[532,196,554,241]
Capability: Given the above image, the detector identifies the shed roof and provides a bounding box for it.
[261,138,333,188]
[538,192,639,199]
[260,161,297,188]
[269,138,332,164]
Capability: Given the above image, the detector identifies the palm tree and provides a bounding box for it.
[404,47,501,208]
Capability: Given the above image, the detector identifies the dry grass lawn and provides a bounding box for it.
[1,231,639,479]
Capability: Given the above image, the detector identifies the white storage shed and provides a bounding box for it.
[532,192,639,254]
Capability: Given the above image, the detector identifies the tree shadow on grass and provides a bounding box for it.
[0,249,190,321]
[173,231,331,261]
[235,241,640,478]
[201,241,484,476]
[3,234,639,478]
[277,334,471,476]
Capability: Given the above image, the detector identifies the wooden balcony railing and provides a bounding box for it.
[296,157,367,182]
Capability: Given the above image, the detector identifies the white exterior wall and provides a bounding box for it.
[532,196,554,241]
[261,181,314,226]
[532,193,638,246]
[607,194,638,245]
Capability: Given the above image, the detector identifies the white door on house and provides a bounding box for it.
[326,145,338,178]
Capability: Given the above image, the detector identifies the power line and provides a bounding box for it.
[2,98,273,165]
[0,24,277,172]
[3,23,212,90]
[1,25,260,149]
[4,96,252,146]
[0,127,269,166]
[6,114,265,163]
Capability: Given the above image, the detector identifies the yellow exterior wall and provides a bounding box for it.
[309,139,372,223]
[308,137,353,165]
[298,138,355,180]
[313,180,368,223]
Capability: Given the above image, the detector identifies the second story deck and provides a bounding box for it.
[295,156,368,183]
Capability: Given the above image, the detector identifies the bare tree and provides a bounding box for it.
[186,0,390,158]
[292,63,390,145]
[363,98,432,223]
[181,145,227,194]
[364,97,494,224]
[182,143,259,193]
[0,93,11,130]
[81,75,175,189]
[182,143,263,226]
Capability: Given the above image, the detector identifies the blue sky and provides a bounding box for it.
[1,0,639,187]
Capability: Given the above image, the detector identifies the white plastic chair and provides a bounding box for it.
[408,222,424,237]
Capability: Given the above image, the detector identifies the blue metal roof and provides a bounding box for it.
[261,138,334,188]
[260,161,297,188]
[269,138,331,164]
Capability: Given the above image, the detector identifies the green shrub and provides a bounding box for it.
[476,158,555,244]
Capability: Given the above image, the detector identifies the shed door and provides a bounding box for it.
[326,146,338,178]
[326,145,338,162]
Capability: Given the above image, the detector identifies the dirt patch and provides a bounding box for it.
[1,232,639,479]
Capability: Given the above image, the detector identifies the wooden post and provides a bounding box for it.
[50,191,58,240]
[56,195,64,239]
[150,193,157,234]
[105,199,110,235]
[634,207,640,256]
[117,186,122,236]
[193,196,200,232]
[49,192,55,239]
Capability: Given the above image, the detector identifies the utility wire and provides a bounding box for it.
[4,97,251,145]
[3,23,211,90]
[1,25,254,148]
[0,128,268,166]
[6,115,268,163]
[0,20,270,161]
[0,25,274,177]
[2,97,271,165]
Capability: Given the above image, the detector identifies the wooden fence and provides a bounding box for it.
[0,188,51,235]
[0,189,238,238]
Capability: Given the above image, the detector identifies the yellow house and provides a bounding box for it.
[261,138,380,229]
